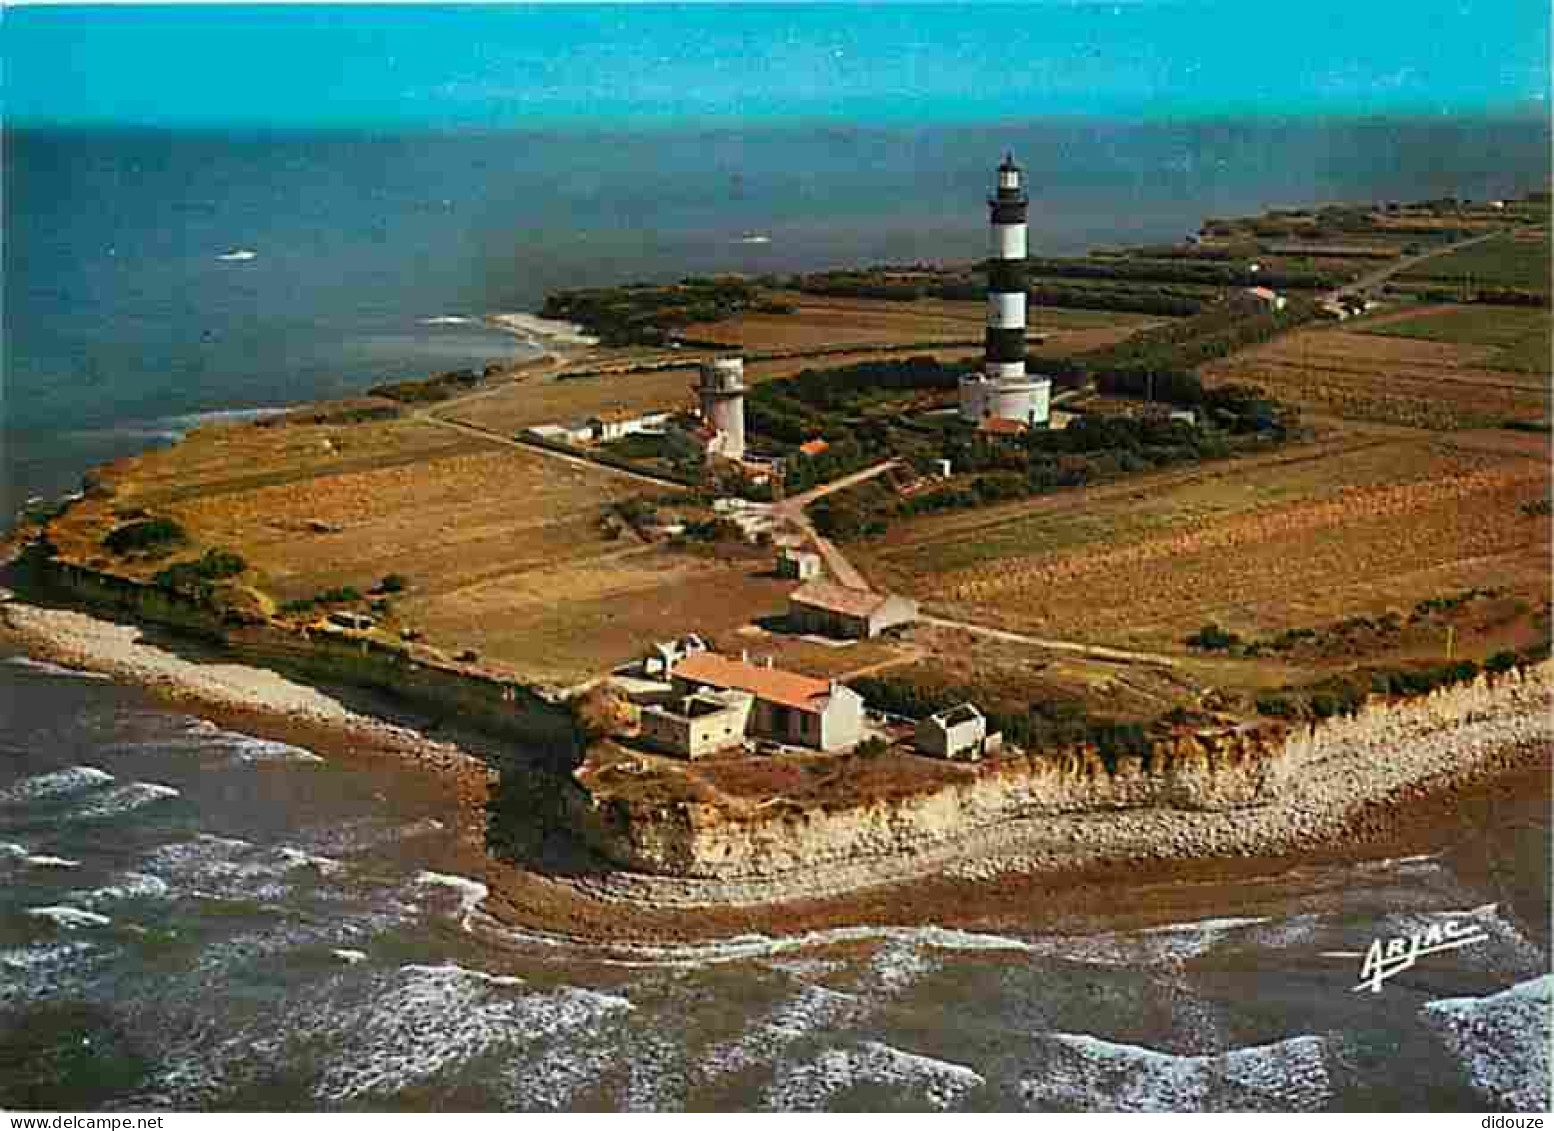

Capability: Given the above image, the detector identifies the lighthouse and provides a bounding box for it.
[697,356,747,460]
[959,153,1051,428]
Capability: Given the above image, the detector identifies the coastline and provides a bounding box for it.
[3,594,1548,951]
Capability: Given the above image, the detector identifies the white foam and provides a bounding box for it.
[3,656,111,680]
[1,765,115,804]
[1422,974,1552,1110]
[184,721,325,764]
[0,940,94,973]
[399,961,525,989]
[413,870,487,928]
[766,1040,985,1111]
[1022,1032,1332,1112]
[1141,916,1272,935]
[278,847,341,874]
[311,963,629,1103]
[1,841,26,858]
[700,936,935,1087]
[79,872,171,905]
[420,315,477,326]
[216,248,257,262]
[25,855,81,869]
[737,234,772,245]
[72,781,180,820]
[332,948,369,965]
[27,905,112,929]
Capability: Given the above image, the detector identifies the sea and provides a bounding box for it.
[2,2,1551,1112]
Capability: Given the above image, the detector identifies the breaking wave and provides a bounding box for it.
[311,962,631,1103]
[27,905,113,929]
[1,765,115,804]
[1021,1032,1333,1112]
[72,781,180,820]
[3,656,111,680]
[1422,974,1552,1110]
[766,1040,986,1111]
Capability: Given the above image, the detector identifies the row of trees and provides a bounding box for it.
[540,278,763,346]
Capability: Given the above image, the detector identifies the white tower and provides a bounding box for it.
[698,356,746,460]
[959,153,1051,428]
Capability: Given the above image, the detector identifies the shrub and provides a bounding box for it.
[1255,695,1297,718]
[1485,650,1520,674]
[379,573,408,594]
[1185,623,1242,651]
[104,518,186,557]
[315,586,362,604]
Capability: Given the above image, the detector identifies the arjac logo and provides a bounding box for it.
[1351,918,1490,993]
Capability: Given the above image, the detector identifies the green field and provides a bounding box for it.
[1398,233,1551,293]
[1357,306,1552,373]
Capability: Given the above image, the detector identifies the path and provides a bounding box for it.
[920,614,1179,668]
[1324,228,1502,302]
[412,408,689,491]
[769,459,901,590]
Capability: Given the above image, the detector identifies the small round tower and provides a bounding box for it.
[698,356,746,460]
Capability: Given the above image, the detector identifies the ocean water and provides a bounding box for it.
[0,649,1549,1110]
[2,2,1551,1111]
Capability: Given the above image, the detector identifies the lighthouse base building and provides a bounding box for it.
[958,371,1050,428]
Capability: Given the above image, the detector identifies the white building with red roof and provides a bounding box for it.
[670,652,865,752]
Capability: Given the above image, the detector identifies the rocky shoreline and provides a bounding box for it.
[2,595,1549,946]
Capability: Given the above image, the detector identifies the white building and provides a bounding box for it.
[671,652,865,752]
[914,703,1002,762]
[959,153,1052,430]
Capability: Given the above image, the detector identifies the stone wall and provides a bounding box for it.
[25,553,584,758]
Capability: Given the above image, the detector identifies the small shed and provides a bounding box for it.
[788,580,917,640]
[914,704,1002,762]
[777,548,823,581]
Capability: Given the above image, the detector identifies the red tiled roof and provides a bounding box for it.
[671,652,833,713]
[789,580,888,618]
[798,438,830,457]
[977,416,1028,435]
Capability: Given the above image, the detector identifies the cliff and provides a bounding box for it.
[563,662,1551,890]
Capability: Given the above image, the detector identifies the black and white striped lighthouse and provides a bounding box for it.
[959,152,1050,427]
[985,151,1028,382]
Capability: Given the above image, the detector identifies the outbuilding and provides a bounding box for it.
[788,580,918,640]
[914,704,1002,762]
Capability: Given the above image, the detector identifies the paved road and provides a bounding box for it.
[769,459,900,590]
[1325,228,1503,302]
[413,408,688,491]
[779,459,901,511]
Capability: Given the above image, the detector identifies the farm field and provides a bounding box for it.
[396,547,795,684]
[1199,313,1552,429]
[1397,230,1550,292]
[679,294,1165,353]
[853,424,1551,657]
[1351,304,1552,374]
[45,411,809,684]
